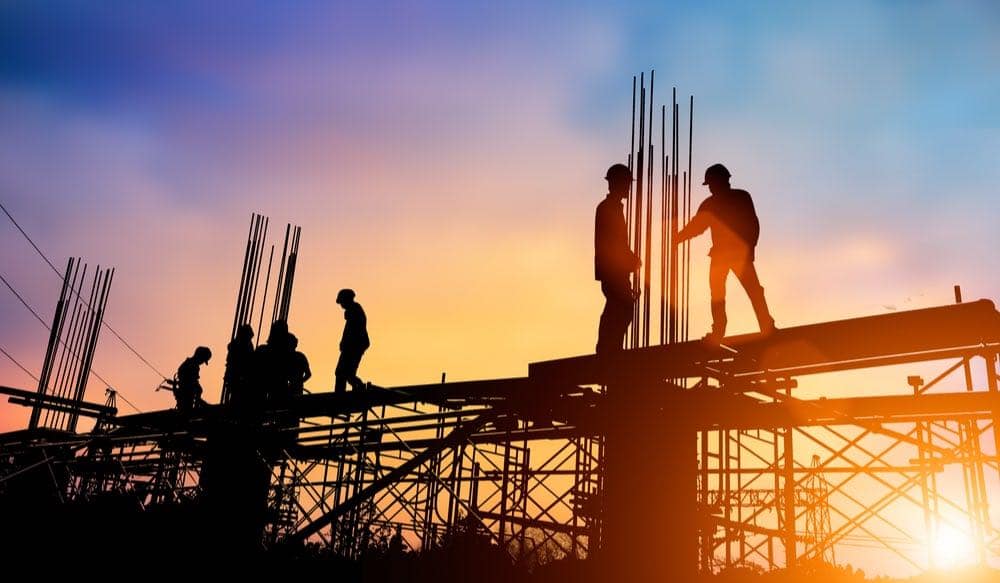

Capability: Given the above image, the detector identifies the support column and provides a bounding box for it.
[782,385,797,567]
[985,351,1000,482]
[602,382,698,580]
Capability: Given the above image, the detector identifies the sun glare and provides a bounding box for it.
[931,525,976,569]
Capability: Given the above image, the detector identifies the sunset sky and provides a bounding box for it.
[1,2,999,571]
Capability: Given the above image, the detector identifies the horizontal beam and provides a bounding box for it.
[529,299,1000,384]
[706,390,1000,430]
[292,424,586,458]
[0,385,115,416]
[110,378,539,431]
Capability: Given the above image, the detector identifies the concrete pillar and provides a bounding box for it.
[602,383,698,580]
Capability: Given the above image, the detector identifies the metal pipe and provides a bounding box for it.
[659,105,667,346]
[31,258,74,429]
[643,70,655,347]
[257,245,275,347]
[231,214,255,339]
[627,76,636,249]
[632,76,645,350]
[272,224,291,325]
[247,215,269,329]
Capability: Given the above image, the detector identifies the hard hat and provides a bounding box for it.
[195,346,212,361]
[336,289,356,304]
[236,323,254,339]
[703,163,731,185]
[605,164,632,181]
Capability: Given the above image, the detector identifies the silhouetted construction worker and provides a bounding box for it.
[287,334,311,397]
[224,324,254,406]
[676,164,775,342]
[175,346,211,411]
[254,319,290,406]
[335,289,369,393]
[273,333,311,446]
[595,163,641,354]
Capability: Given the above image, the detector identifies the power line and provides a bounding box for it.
[0,345,39,382]
[0,200,169,380]
[1,270,145,414]
[0,271,50,328]
[114,391,143,414]
[0,201,60,273]
[0,270,117,394]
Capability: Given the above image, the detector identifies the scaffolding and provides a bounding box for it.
[1,297,998,578]
[1,81,998,575]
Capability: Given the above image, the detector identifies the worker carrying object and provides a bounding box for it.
[594,163,641,354]
[676,163,775,343]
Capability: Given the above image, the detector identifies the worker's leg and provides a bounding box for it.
[175,386,192,411]
[734,259,775,334]
[336,351,364,391]
[611,277,635,350]
[334,352,350,394]
[708,257,729,338]
[596,282,615,353]
[347,351,366,391]
[597,277,634,354]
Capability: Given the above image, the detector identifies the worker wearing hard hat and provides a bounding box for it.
[594,163,642,354]
[676,163,775,342]
[334,288,370,393]
[174,346,212,411]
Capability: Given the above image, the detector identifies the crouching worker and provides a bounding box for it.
[175,346,212,412]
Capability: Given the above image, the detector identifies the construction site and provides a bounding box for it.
[1,74,999,581]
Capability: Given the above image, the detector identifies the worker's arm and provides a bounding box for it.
[676,200,712,244]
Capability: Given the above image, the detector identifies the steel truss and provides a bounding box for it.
[698,347,999,573]
[2,300,999,579]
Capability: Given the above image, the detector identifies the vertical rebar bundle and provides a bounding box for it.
[28,257,114,432]
[625,71,695,348]
[273,223,302,324]
[222,213,302,403]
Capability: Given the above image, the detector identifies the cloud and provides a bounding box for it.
[2,5,1000,575]
[0,7,626,428]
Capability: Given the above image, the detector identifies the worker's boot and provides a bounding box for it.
[704,300,727,344]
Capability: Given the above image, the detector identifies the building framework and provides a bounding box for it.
[2,297,998,578]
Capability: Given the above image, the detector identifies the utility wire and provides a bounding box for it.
[0,271,51,328]
[0,269,134,408]
[1,200,168,380]
[113,391,143,415]
[0,345,39,382]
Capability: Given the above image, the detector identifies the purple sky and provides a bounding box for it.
[1,2,998,573]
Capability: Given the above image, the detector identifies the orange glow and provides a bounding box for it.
[931,525,976,570]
